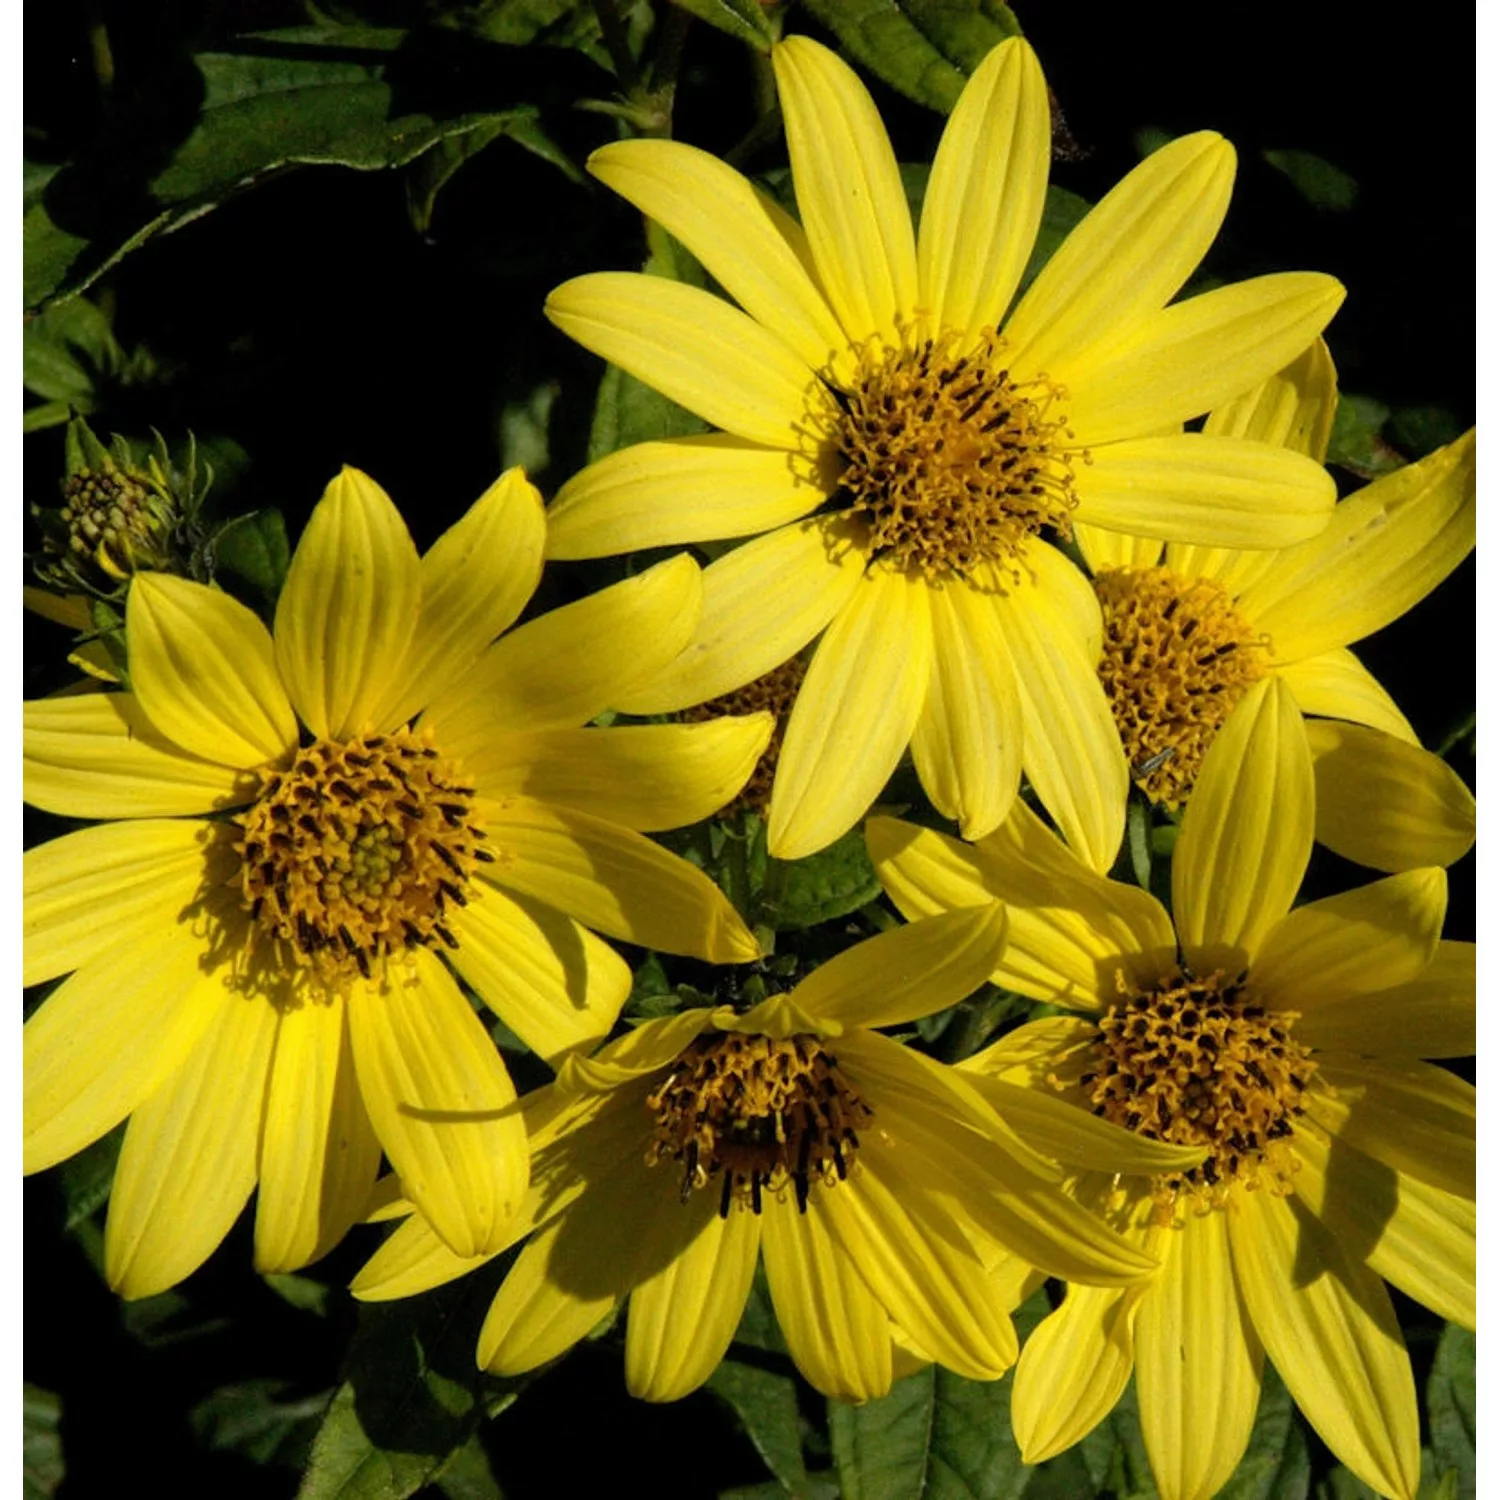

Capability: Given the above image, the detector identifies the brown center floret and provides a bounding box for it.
[235,727,491,989]
[1095,566,1272,808]
[682,656,808,814]
[831,328,1079,579]
[1083,966,1316,1218]
[646,1031,873,1216]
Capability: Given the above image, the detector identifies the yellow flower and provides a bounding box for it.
[24,466,771,1298]
[870,677,1474,1500]
[352,907,1173,1404]
[1083,340,1475,872]
[541,35,1344,865]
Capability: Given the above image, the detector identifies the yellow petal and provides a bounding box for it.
[996,564,1127,873]
[545,273,821,449]
[1292,1122,1474,1330]
[546,434,830,560]
[353,1210,500,1303]
[625,1205,762,1401]
[127,573,297,768]
[1161,535,1279,603]
[481,795,760,962]
[1293,941,1474,1059]
[762,1194,892,1401]
[24,927,231,1175]
[960,1015,1097,1088]
[1304,1058,1474,1200]
[1072,434,1335,548]
[25,692,252,818]
[1278,650,1418,744]
[23,818,221,987]
[255,993,382,1273]
[1305,721,1475,872]
[614,516,866,716]
[472,717,771,832]
[772,35,917,345]
[1136,1209,1263,1500]
[373,468,546,729]
[427,554,703,753]
[446,882,630,1067]
[24,587,93,630]
[588,139,844,371]
[273,467,421,740]
[1004,132,1235,382]
[1064,273,1346,447]
[792,904,1009,1031]
[1075,521,1164,574]
[105,985,279,1298]
[918,38,1049,341]
[910,578,1022,839]
[1172,677,1312,961]
[557,1011,719,1094]
[1202,336,1338,461]
[1228,1187,1420,1500]
[768,566,932,861]
[346,948,527,1258]
[1238,429,1475,661]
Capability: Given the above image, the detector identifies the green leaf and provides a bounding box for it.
[262,1271,333,1318]
[707,1359,821,1496]
[190,1379,332,1469]
[586,360,709,461]
[762,827,882,931]
[1217,1363,1310,1500]
[434,1434,504,1500]
[1015,187,1092,300]
[212,509,291,612]
[1388,406,1464,460]
[797,0,1023,114]
[1325,394,1404,481]
[1262,149,1358,212]
[1426,1325,1474,1500]
[671,0,777,50]
[22,297,124,406]
[22,1384,64,1500]
[56,1122,124,1232]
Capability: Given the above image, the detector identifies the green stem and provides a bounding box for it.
[1433,708,1476,760]
[590,0,639,92]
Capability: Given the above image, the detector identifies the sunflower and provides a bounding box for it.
[1082,340,1475,872]
[351,906,1199,1404]
[24,466,771,1297]
[541,34,1344,865]
[868,677,1473,1500]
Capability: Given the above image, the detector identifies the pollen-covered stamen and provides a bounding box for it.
[646,1031,873,1216]
[681,656,808,814]
[235,727,488,989]
[1095,566,1272,809]
[830,327,1080,579]
[1082,966,1316,1218]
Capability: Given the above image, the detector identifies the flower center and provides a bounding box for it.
[57,468,173,583]
[235,727,491,989]
[646,1030,873,1216]
[830,328,1079,579]
[1083,966,1316,1215]
[682,656,808,814]
[1094,566,1271,808]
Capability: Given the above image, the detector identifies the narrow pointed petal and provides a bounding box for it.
[1304,1057,1474,1200]
[472,717,771,832]
[772,36,918,344]
[105,987,278,1298]
[1072,434,1335,547]
[1075,522,1163,574]
[1253,868,1445,1011]
[446,883,630,1066]
[428,555,703,754]
[1306,721,1475,872]
[763,1196,892,1401]
[961,1016,1097,1087]
[558,1012,719,1094]
[346,949,528,1258]
[24,928,231,1175]
[1173,677,1312,960]
[1238,429,1475,660]
[919,38,1049,340]
[1229,1188,1420,1500]
[625,1206,762,1401]
[1005,132,1235,380]
[910,579,1022,839]
[768,566,931,861]
[546,273,822,449]
[793,904,1008,1031]
[1293,941,1474,1059]
[1137,1209,1263,1500]
[1279,650,1418,743]
[588,139,844,371]
[255,993,383,1273]
[373,468,546,729]
[25,692,252,818]
[1203,336,1338,459]
[481,796,760,962]
[353,1211,500,1303]
[614,517,866,716]
[1161,537,1279,604]
[1292,1123,1474,1330]
[24,818,221,986]
[128,573,297,768]
[546,435,830,560]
